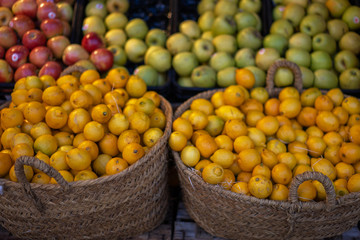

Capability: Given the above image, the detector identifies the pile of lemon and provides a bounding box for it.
[170,70,360,201]
[0,67,166,184]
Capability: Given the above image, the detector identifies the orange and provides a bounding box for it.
[9,165,33,182]
[31,172,51,184]
[129,111,150,134]
[91,104,112,124]
[305,126,324,138]
[1,127,21,149]
[195,134,218,159]
[26,88,43,102]
[348,114,360,127]
[210,149,235,168]
[56,75,78,87]
[311,157,336,181]
[324,145,341,165]
[214,135,233,151]
[74,170,98,181]
[61,101,74,115]
[296,107,317,127]
[103,91,126,108]
[117,130,141,152]
[12,133,33,149]
[92,79,111,96]
[72,133,86,148]
[278,87,300,101]
[181,145,201,167]
[277,152,297,170]
[172,117,193,140]
[224,119,248,140]
[82,84,103,105]
[220,169,236,190]
[276,124,296,143]
[288,141,308,154]
[39,75,56,89]
[260,148,278,169]
[45,106,68,129]
[169,131,188,152]
[339,142,360,164]
[297,180,317,202]
[306,136,326,157]
[68,108,91,133]
[66,148,92,171]
[279,98,301,119]
[188,110,209,130]
[223,85,246,107]
[83,121,105,142]
[239,99,263,115]
[238,148,261,172]
[233,136,254,153]
[235,68,255,89]
[106,68,129,88]
[335,162,355,180]
[264,98,280,116]
[210,91,225,109]
[347,173,360,192]
[228,160,241,176]
[80,69,100,85]
[276,115,292,127]
[245,110,264,127]
[92,154,112,176]
[252,163,271,179]
[349,125,360,144]
[247,127,266,147]
[270,183,289,201]
[190,98,214,115]
[248,175,273,199]
[30,122,52,139]
[237,171,252,183]
[272,163,292,185]
[70,89,93,109]
[107,113,129,136]
[293,164,313,176]
[250,87,269,104]
[323,131,343,146]
[34,134,58,157]
[202,163,225,184]
[150,111,166,130]
[143,91,160,108]
[293,152,311,166]
[125,75,147,98]
[231,182,250,195]
[205,115,225,137]
[11,89,28,106]
[339,125,350,142]
[0,152,12,177]
[50,150,70,171]
[78,140,99,161]
[22,101,46,124]
[42,86,66,106]
[315,111,340,133]
[267,139,286,155]
[105,157,128,175]
[54,131,74,147]
[314,95,334,111]
[60,82,79,100]
[143,128,163,148]
[97,133,119,157]
[342,96,360,115]
[333,106,350,125]
[1,108,24,129]
[194,159,212,176]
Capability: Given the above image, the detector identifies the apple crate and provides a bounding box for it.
[170,0,269,103]
[73,0,173,100]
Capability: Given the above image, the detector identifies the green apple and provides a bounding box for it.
[307,2,329,20]
[217,67,236,87]
[157,72,167,86]
[339,68,360,89]
[299,66,314,88]
[211,15,237,36]
[134,65,158,87]
[145,28,166,47]
[273,5,285,21]
[326,0,350,18]
[191,65,217,88]
[288,32,312,52]
[85,0,107,19]
[146,47,172,73]
[313,69,338,89]
[234,11,260,31]
[192,38,215,63]
[312,33,337,55]
[285,48,311,68]
[263,34,288,55]
[107,45,126,66]
[198,11,215,32]
[197,0,216,15]
[327,19,349,41]
[209,52,235,72]
[212,34,237,55]
[274,67,294,87]
[201,31,214,41]
[125,18,148,39]
[284,0,308,8]
[270,19,294,38]
[106,0,129,13]
[282,3,305,27]
[144,46,164,64]
[299,14,326,36]
[105,29,127,47]
[310,51,332,71]
[342,6,360,31]
[255,48,281,71]
[105,12,128,29]
[239,0,262,13]
[180,20,201,40]
[166,33,192,55]
[172,52,199,77]
[235,48,255,68]
[214,0,237,16]
[339,32,360,55]
[236,27,262,51]
[124,38,147,63]
[334,50,359,73]
[82,16,106,36]
[178,77,194,87]
[244,65,266,87]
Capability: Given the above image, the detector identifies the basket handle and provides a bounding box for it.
[60,65,87,77]
[265,59,303,97]
[288,171,336,207]
[14,156,70,212]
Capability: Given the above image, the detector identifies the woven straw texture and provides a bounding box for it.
[0,94,173,240]
[173,60,360,240]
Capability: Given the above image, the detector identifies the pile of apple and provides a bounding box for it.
[0,0,75,83]
[262,0,360,90]
[169,0,264,88]
[80,0,170,87]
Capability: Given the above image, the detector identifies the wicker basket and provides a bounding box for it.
[0,73,173,239]
[173,60,360,240]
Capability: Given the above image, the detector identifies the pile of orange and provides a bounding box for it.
[170,75,360,201]
[0,67,166,184]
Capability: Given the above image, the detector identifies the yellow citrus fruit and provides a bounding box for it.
[190,98,214,115]
[30,122,52,139]
[339,142,360,164]
[34,134,58,156]
[297,180,317,202]
[180,145,200,167]
[9,165,33,182]
[276,124,296,143]
[306,126,324,138]
[334,178,348,189]
[1,108,24,129]
[231,182,250,195]
[12,133,33,149]
[250,87,269,104]
[210,148,235,168]
[214,134,233,151]
[296,107,317,127]
[347,173,360,192]
[233,135,254,153]
[33,151,50,173]
[295,129,308,143]
[45,106,68,129]
[125,75,147,98]
[194,159,212,176]
[311,157,336,181]
[91,104,112,124]
[172,117,193,140]
[264,98,280,116]
[326,88,344,106]
[348,114,360,127]
[335,162,355,180]
[335,187,349,197]
[105,157,129,175]
[150,110,166,130]
[223,85,246,107]
[205,115,225,137]
[293,152,310,165]
[260,148,278,169]
[80,69,100,85]
[50,150,69,171]
[66,148,92,171]
[210,91,225,109]
[306,136,326,157]
[83,121,105,142]
[248,175,273,199]
[70,89,93,109]
[129,111,150,134]
[202,163,225,184]
[188,110,209,130]
[82,84,102,105]
[1,127,21,149]
[74,170,98,181]
[223,119,247,140]
[22,101,46,124]
[31,172,51,184]
[323,131,343,146]
[169,131,188,152]
[324,145,341,165]
[332,106,349,125]
[235,68,255,89]
[238,148,261,172]
[278,87,300,102]
[50,170,74,184]
[342,96,360,115]
[315,111,340,133]
[42,86,66,106]
[277,152,297,170]
[215,105,244,121]
[78,140,99,161]
[267,139,286,155]
[107,113,129,136]
[349,125,360,144]
[0,152,12,177]
[272,163,292,185]
[279,98,302,119]
[92,154,112,176]
[122,142,145,165]
[240,98,263,115]
[40,75,56,89]
[288,141,308,154]
[314,95,334,111]
[54,131,74,147]
[256,116,279,136]
[143,128,163,148]
[252,163,271,179]
[220,169,236,190]
[56,75,78,87]
[293,164,313,176]
[245,110,264,127]
[60,82,79,100]
[106,67,129,88]
[117,129,140,152]
[103,91,126,108]
[270,183,289,201]
[312,180,327,201]
[68,108,91,133]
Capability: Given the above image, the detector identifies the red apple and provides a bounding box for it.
[38,60,62,79]
[40,18,63,38]
[22,29,46,50]
[90,48,114,72]
[0,46,4,58]
[61,20,71,37]
[81,32,105,53]
[0,0,17,8]
[0,59,13,82]
[36,2,59,21]
[5,45,29,69]
[29,46,53,68]
[14,62,37,81]
[0,6,13,27]
[47,35,70,59]
[0,26,18,49]
[62,44,89,66]
[8,14,35,38]
[36,0,55,4]
[12,0,37,19]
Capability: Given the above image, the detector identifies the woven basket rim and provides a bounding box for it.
[0,95,173,189]
[173,87,360,211]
